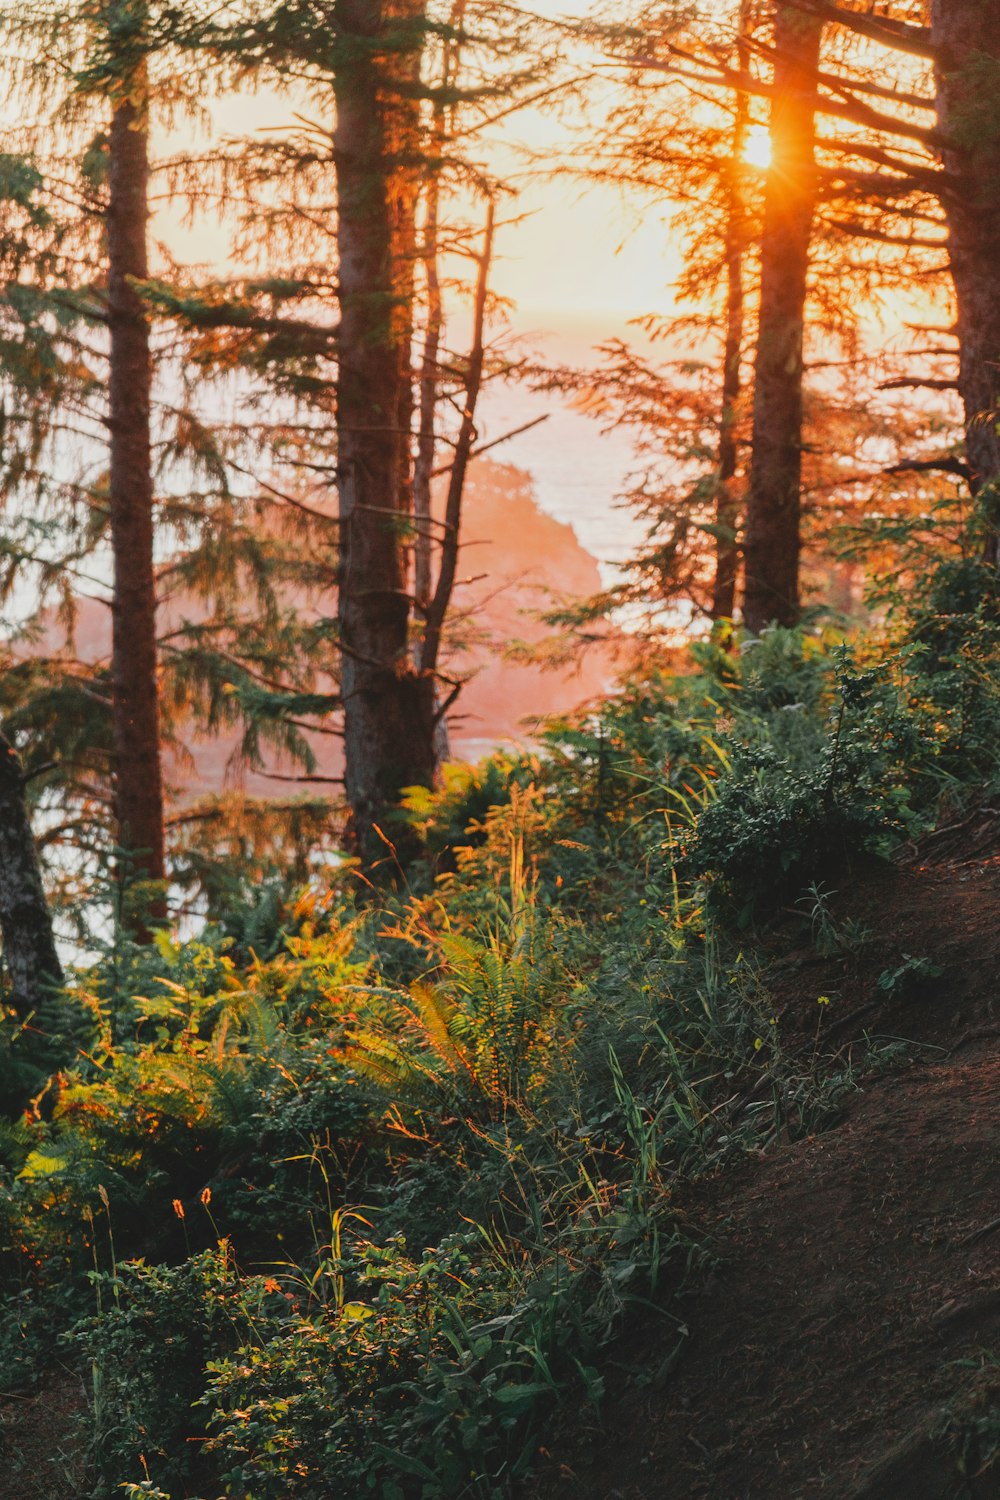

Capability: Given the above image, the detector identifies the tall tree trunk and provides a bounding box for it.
[742,4,822,632]
[412,156,442,615]
[420,202,494,677]
[712,6,752,623]
[412,0,465,617]
[0,735,62,1019]
[713,204,743,623]
[932,0,1000,564]
[334,0,436,870]
[107,73,166,926]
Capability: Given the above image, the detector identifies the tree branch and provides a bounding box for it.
[420,202,495,677]
[787,0,937,60]
[885,456,971,480]
[879,376,958,391]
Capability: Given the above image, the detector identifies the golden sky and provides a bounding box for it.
[154,3,683,340]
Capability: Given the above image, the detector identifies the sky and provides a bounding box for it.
[165,8,682,337]
[13,2,943,577]
[155,5,681,574]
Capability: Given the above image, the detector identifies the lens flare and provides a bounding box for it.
[742,123,773,170]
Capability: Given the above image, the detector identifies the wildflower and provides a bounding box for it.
[817,995,831,1006]
[753,1037,763,1051]
[200,1186,212,1206]
[172,1199,185,1221]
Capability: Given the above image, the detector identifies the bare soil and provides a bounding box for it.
[532,817,1000,1500]
[0,1371,88,1500]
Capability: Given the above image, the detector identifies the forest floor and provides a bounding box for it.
[7,821,1000,1499]
[0,1371,88,1500]
[533,813,1000,1500]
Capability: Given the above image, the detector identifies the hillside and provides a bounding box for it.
[536,824,1000,1500]
[4,623,1000,1500]
[7,820,1000,1499]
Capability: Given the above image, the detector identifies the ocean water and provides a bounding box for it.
[474,322,648,583]
[477,383,641,583]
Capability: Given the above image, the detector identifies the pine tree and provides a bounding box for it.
[0,1,335,924]
[104,14,166,919]
[742,4,823,631]
[0,4,175,930]
[751,0,1000,584]
[332,0,437,866]
[929,0,1000,559]
[0,2,176,928]
[593,0,955,627]
[0,732,63,1020]
[148,0,546,872]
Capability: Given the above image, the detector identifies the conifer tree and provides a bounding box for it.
[0,2,335,922]
[929,0,1000,557]
[742,4,823,631]
[0,732,63,1021]
[333,0,437,865]
[714,2,753,622]
[149,0,544,871]
[591,0,953,627]
[782,0,1000,561]
[0,2,174,930]
[104,12,165,917]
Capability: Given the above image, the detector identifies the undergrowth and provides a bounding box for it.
[2,564,1000,1497]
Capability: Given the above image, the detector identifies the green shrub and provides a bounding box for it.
[683,646,915,905]
[69,1245,270,1498]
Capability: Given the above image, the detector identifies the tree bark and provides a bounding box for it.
[412,0,466,616]
[931,0,1000,563]
[107,74,166,925]
[0,735,63,1019]
[334,0,436,871]
[742,5,822,632]
[419,202,493,679]
[712,6,752,623]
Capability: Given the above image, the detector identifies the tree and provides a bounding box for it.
[149,0,545,872]
[333,0,438,866]
[783,0,1000,566]
[714,1,754,622]
[930,0,1000,560]
[0,2,169,927]
[742,4,823,631]
[104,16,166,918]
[0,3,178,932]
[0,1,334,927]
[0,733,63,1022]
[588,0,956,630]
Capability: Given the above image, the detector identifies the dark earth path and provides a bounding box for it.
[535,822,1000,1499]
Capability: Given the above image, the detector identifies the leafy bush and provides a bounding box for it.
[70,1244,271,1497]
[683,645,916,904]
[202,1234,549,1500]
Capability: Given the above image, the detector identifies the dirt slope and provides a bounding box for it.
[535,821,1000,1500]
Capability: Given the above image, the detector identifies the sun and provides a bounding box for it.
[742,124,773,170]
